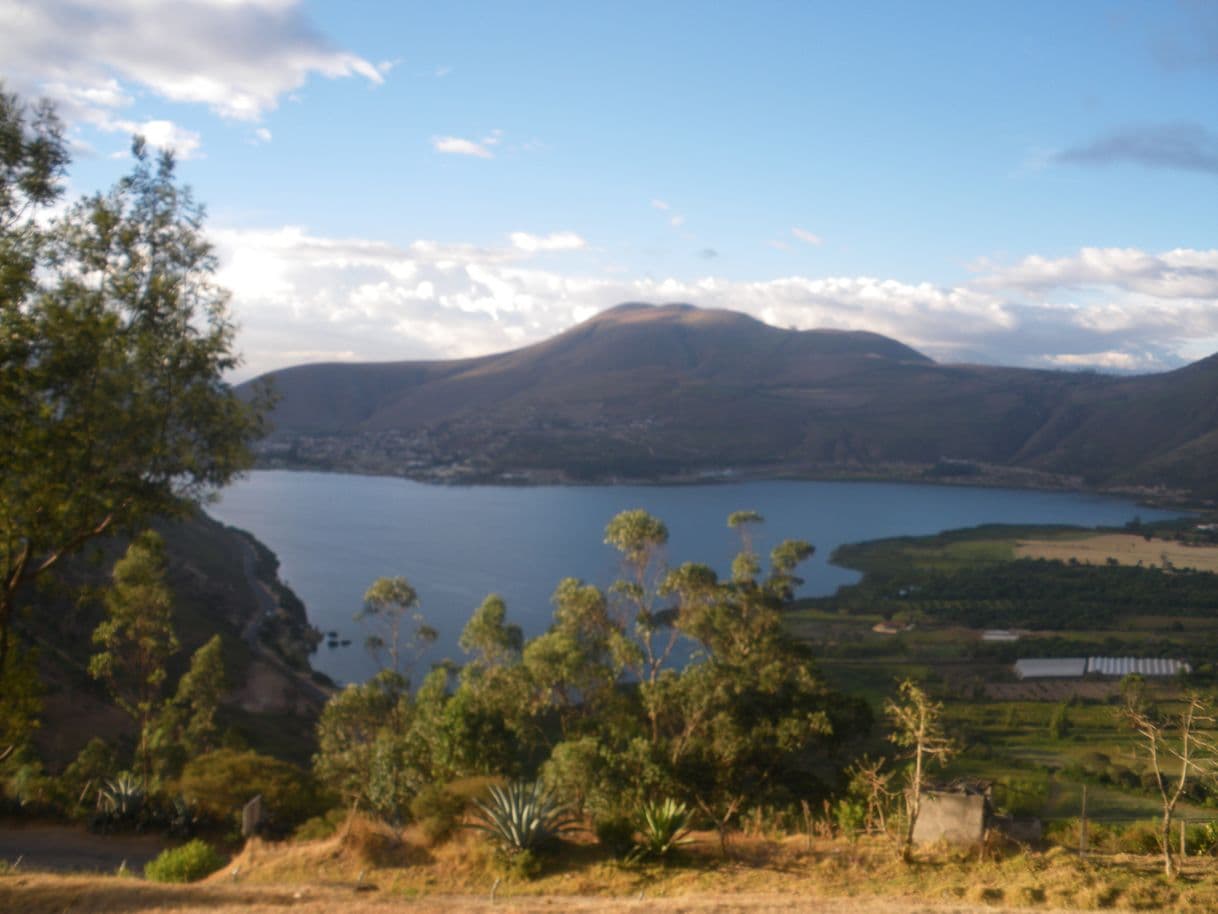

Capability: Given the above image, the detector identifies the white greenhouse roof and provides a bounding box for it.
[1013,656,1191,679]
[1014,658,1087,679]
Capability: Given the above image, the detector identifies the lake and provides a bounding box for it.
[210,471,1182,685]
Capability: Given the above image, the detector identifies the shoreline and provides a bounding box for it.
[247,459,1212,514]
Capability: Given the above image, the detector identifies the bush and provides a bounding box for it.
[178,749,324,834]
[631,798,694,861]
[470,781,575,860]
[411,783,466,843]
[144,839,225,883]
[594,814,636,859]
[293,807,349,842]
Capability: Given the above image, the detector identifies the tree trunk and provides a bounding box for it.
[1161,811,1176,879]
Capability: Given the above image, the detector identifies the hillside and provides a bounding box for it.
[244,303,1218,498]
[15,513,327,767]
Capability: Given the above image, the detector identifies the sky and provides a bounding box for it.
[2,0,1217,380]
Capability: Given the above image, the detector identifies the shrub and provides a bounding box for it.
[631,798,693,861]
[469,781,575,859]
[594,814,636,859]
[144,839,225,883]
[178,749,324,834]
[293,807,349,842]
[411,783,467,843]
[94,772,146,831]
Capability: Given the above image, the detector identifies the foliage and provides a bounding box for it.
[631,798,694,861]
[144,839,225,883]
[149,634,227,779]
[89,532,179,787]
[358,576,436,675]
[469,780,575,856]
[96,772,145,828]
[60,738,118,814]
[178,749,324,833]
[1,95,269,689]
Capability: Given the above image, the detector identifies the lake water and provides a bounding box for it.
[210,471,1182,685]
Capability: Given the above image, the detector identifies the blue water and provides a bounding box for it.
[210,471,1182,685]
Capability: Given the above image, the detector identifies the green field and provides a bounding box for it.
[786,519,1218,825]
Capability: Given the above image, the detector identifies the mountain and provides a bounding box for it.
[243,303,1218,499]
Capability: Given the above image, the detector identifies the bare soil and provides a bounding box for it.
[0,823,167,874]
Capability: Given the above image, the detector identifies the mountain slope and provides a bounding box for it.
[243,303,1218,497]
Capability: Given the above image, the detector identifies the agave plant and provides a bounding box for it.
[469,781,575,854]
[630,798,694,861]
[98,773,145,823]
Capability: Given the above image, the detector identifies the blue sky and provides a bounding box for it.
[4,0,1217,378]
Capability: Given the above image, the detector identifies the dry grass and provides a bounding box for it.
[6,816,1218,913]
[1014,534,1218,573]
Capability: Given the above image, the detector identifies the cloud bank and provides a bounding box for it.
[212,226,1218,381]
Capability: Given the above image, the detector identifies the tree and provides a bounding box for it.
[149,634,227,778]
[1122,689,1218,879]
[88,531,180,789]
[358,576,437,676]
[1,119,270,681]
[885,678,955,863]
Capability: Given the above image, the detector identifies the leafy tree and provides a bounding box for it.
[459,593,523,669]
[358,576,436,675]
[149,634,227,777]
[1,111,269,684]
[885,678,955,863]
[312,670,411,813]
[88,531,179,788]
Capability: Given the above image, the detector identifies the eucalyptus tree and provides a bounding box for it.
[358,576,437,676]
[89,531,180,789]
[1,110,269,688]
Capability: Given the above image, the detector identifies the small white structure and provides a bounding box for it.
[1014,658,1087,679]
[982,629,1020,642]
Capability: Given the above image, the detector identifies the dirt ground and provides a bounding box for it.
[1014,534,1218,573]
[0,823,167,874]
[0,875,1096,914]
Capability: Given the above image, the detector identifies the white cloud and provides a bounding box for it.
[977,247,1218,299]
[508,232,586,253]
[95,116,203,158]
[253,127,272,144]
[1043,351,1160,371]
[670,215,685,228]
[210,228,1218,381]
[432,136,494,158]
[650,199,670,211]
[0,0,382,124]
[792,227,823,246]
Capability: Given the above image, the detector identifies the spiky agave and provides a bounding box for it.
[98,772,145,825]
[631,798,694,861]
[469,781,576,854]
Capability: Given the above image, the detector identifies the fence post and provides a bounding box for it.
[1180,819,1186,860]
[1079,785,1087,858]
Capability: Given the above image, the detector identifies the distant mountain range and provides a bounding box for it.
[242,303,1218,500]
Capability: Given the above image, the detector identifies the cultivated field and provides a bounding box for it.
[1014,534,1218,573]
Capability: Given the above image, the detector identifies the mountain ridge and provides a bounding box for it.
[242,303,1218,500]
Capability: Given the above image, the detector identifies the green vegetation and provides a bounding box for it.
[143,839,225,883]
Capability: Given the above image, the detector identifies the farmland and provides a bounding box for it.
[786,519,1218,826]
